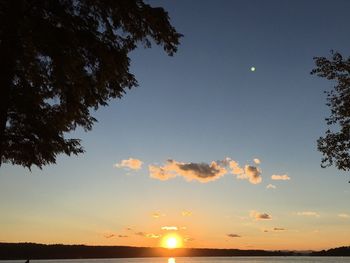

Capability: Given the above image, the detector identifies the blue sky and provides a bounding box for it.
[1,0,350,250]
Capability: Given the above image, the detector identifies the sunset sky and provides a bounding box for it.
[1,0,350,251]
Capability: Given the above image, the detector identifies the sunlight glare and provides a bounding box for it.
[168,258,176,263]
[161,234,183,249]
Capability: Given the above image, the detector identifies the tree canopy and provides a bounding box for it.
[312,51,350,171]
[0,0,182,168]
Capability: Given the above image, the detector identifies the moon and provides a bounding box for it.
[250,66,256,72]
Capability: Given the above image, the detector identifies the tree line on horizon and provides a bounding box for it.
[0,242,307,260]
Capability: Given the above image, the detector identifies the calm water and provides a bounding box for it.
[1,258,350,263]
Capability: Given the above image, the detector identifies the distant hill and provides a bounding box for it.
[311,246,350,256]
[0,242,297,260]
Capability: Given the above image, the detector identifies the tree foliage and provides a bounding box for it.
[311,51,350,171]
[0,0,182,168]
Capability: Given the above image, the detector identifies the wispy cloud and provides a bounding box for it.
[271,174,290,180]
[181,210,192,217]
[250,210,272,220]
[114,158,143,170]
[227,233,241,238]
[135,232,161,239]
[297,211,320,217]
[184,237,195,242]
[338,213,350,219]
[118,235,128,238]
[146,233,161,239]
[151,212,165,218]
[103,233,115,239]
[266,184,276,189]
[273,227,286,231]
[161,226,178,231]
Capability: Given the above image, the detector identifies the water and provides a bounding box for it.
[1,257,350,263]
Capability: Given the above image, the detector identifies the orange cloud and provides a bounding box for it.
[227,233,241,238]
[238,165,262,184]
[271,174,290,180]
[115,158,143,170]
[146,233,161,239]
[161,226,178,231]
[228,160,245,175]
[181,210,192,217]
[149,159,227,183]
[103,233,115,239]
[149,158,263,184]
[151,212,165,218]
[135,232,161,238]
[184,237,195,242]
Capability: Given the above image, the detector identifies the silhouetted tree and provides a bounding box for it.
[0,0,181,168]
[311,51,350,172]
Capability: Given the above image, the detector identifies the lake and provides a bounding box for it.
[1,257,350,263]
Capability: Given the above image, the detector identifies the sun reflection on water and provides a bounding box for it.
[168,258,176,263]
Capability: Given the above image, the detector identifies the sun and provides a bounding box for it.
[161,234,183,249]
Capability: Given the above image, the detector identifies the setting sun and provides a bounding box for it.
[161,234,183,249]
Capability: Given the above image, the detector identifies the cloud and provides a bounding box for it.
[273,227,286,231]
[146,233,161,239]
[149,165,176,181]
[115,158,143,170]
[237,165,262,184]
[227,233,241,238]
[250,210,272,220]
[266,184,276,189]
[149,159,227,183]
[151,212,165,218]
[103,234,115,239]
[118,235,128,238]
[226,159,244,175]
[184,237,195,242]
[181,210,192,217]
[271,174,290,180]
[149,157,262,184]
[253,158,261,164]
[161,226,178,231]
[297,211,320,217]
[338,213,350,219]
[135,232,161,239]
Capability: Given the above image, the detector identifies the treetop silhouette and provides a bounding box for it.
[0,0,182,168]
[312,51,350,172]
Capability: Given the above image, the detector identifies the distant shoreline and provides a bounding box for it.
[0,243,349,260]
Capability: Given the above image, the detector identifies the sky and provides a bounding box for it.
[1,0,350,251]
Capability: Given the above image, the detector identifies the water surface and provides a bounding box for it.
[1,257,350,263]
